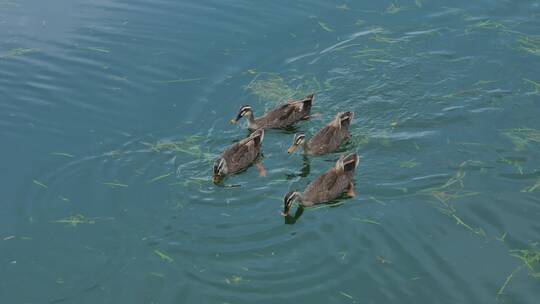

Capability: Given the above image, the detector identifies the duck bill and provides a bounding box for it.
[212,174,222,184]
[287,144,298,154]
[230,114,242,124]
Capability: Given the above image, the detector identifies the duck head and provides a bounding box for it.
[212,158,228,184]
[230,105,253,124]
[287,133,306,154]
[282,191,301,216]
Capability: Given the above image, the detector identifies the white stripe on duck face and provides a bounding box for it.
[214,158,227,174]
[294,133,305,145]
[239,106,252,116]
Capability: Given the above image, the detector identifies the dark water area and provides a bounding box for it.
[1,0,540,303]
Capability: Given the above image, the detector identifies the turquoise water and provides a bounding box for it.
[2,0,540,303]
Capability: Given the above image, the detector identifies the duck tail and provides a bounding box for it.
[250,128,265,146]
[342,153,359,172]
[339,111,354,129]
[301,93,314,112]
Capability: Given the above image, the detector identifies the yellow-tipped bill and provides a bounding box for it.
[287,144,298,154]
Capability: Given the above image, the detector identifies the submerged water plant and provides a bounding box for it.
[421,165,483,236]
[498,246,540,297]
[246,74,295,103]
[141,135,213,161]
[0,48,39,59]
[52,214,96,227]
[503,128,540,151]
[246,73,328,104]
[522,179,540,193]
[517,34,540,57]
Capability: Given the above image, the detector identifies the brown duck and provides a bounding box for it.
[282,153,359,216]
[230,94,314,130]
[287,111,353,155]
[213,129,265,184]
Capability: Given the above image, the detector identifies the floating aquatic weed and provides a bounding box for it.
[420,166,484,236]
[523,78,540,94]
[355,19,365,26]
[516,34,540,57]
[105,150,122,158]
[370,34,408,44]
[497,156,525,175]
[503,128,540,151]
[352,218,381,225]
[339,291,354,300]
[80,47,109,53]
[246,73,326,103]
[338,251,348,260]
[103,181,128,188]
[171,176,210,188]
[510,248,540,278]
[154,250,174,263]
[351,48,388,59]
[497,247,540,297]
[497,266,522,297]
[369,58,391,64]
[225,275,248,284]
[442,88,482,99]
[369,196,386,205]
[33,180,48,189]
[385,3,405,14]
[376,256,392,264]
[153,77,205,84]
[522,179,540,193]
[400,160,419,168]
[49,152,75,158]
[472,80,498,87]
[147,172,172,184]
[495,232,508,242]
[246,74,295,102]
[52,214,96,227]
[318,21,333,32]
[351,133,370,146]
[442,205,485,236]
[465,19,506,34]
[0,48,39,59]
[379,137,392,148]
[296,75,324,93]
[108,75,127,82]
[140,135,212,161]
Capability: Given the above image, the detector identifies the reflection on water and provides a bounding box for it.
[2,0,540,303]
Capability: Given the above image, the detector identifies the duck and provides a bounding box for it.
[287,111,353,155]
[282,153,359,216]
[230,94,314,130]
[213,129,265,184]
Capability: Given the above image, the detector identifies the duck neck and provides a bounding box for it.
[295,192,305,206]
[302,140,309,154]
[245,112,257,129]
